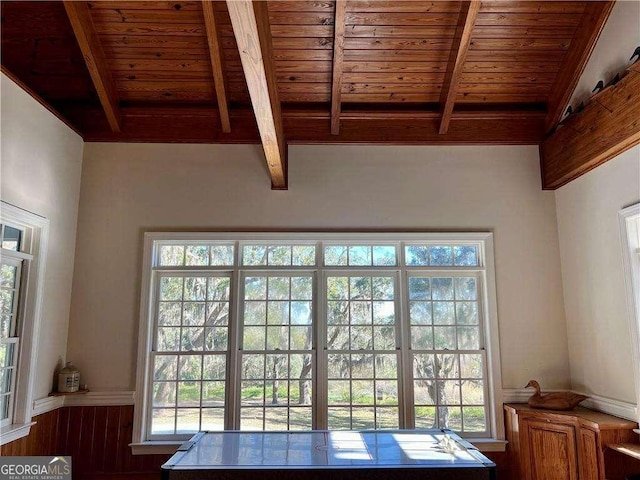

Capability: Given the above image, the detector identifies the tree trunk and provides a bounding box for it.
[299,354,312,404]
[272,356,280,404]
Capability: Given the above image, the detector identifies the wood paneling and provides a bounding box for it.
[544,1,616,131]
[1,406,170,480]
[0,0,615,153]
[540,69,640,189]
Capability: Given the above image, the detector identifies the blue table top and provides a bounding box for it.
[163,429,495,470]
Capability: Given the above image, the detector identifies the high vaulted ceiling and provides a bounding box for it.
[1,1,616,188]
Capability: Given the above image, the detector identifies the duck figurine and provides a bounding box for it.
[525,380,588,411]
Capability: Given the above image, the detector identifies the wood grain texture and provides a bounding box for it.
[202,0,231,132]
[544,1,616,132]
[1,406,169,479]
[73,105,545,144]
[439,1,480,134]
[227,0,287,189]
[330,0,346,135]
[540,70,640,189]
[63,1,121,132]
[504,404,640,480]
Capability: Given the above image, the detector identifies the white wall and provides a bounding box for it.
[568,0,640,111]
[0,73,84,400]
[555,146,640,403]
[68,143,570,393]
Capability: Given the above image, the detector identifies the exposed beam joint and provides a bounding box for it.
[226,0,287,189]
[545,1,616,133]
[202,1,231,133]
[330,0,347,135]
[63,1,121,132]
[438,1,480,135]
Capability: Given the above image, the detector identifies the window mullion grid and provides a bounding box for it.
[145,236,493,439]
[149,271,233,439]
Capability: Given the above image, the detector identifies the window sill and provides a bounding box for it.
[130,438,508,455]
[130,441,182,455]
[0,421,36,445]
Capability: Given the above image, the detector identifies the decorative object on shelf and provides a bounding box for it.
[525,380,588,410]
[58,361,80,393]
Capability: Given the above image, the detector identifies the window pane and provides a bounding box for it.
[176,408,200,433]
[210,245,234,266]
[245,277,266,300]
[2,226,21,251]
[454,246,478,266]
[455,277,477,301]
[292,246,316,266]
[154,355,177,380]
[153,382,175,407]
[409,278,430,300]
[243,246,267,265]
[202,382,226,406]
[349,246,371,266]
[430,246,453,266]
[432,278,453,300]
[151,409,175,435]
[158,302,181,326]
[325,246,347,266]
[201,408,225,430]
[160,246,184,266]
[0,265,17,288]
[372,246,396,266]
[463,406,486,432]
[405,246,428,266]
[268,246,292,266]
[160,277,183,301]
[185,246,208,266]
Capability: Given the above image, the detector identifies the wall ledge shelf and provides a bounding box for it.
[48,389,90,397]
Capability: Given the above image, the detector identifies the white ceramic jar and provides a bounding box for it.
[58,362,80,393]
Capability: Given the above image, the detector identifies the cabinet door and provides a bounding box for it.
[578,427,602,480]
[522,419,579,480]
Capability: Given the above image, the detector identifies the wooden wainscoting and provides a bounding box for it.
[1,405,169,480]
[1,408,61,456]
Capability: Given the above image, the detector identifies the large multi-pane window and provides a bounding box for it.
[0,225,24,427]
[138,234,500,442]
[0,204,48,445]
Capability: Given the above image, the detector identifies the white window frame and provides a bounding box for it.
[0,202,49,445]
[132,232,503,452]
[619,203,640,428]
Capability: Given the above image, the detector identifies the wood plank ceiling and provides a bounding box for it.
[1,1,614,187]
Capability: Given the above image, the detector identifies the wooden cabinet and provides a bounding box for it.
[505,403,639,480]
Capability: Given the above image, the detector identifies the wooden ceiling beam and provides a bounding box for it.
[76,106,545,145]
[438,1,480,135]
[202,1,231,133]
[545,1,616,133]
[63,1,121,132]
[540,68,640,189]
[226,0,287,189]
[330,0,347,135]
